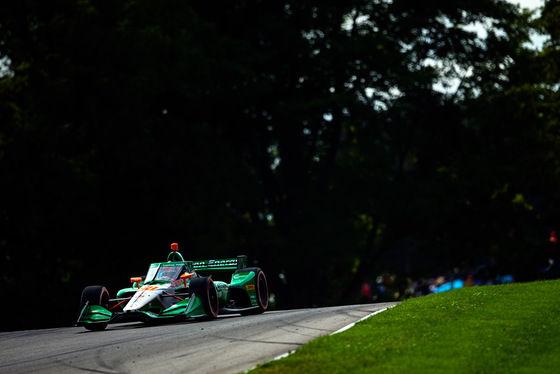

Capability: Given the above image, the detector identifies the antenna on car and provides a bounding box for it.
[168,243,185,262]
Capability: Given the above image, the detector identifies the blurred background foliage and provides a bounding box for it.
[1,0,559,330]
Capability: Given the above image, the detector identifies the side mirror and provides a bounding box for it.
[131,277,143,288]
[180,273,195,287]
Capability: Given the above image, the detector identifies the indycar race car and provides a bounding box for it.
[76,243,269,331]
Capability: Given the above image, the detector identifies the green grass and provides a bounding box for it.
[250,280,560,374]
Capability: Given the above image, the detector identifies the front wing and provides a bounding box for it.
[76,294,208,328]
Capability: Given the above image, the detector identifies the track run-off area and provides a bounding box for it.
[0,302,398,374]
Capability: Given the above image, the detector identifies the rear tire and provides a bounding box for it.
[80,285,110,331]
[236,268,268,315]
[189,277,219,319]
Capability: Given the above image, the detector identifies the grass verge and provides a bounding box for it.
[249,280,560,373]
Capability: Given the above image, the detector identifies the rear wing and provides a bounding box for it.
[191,255,247,273]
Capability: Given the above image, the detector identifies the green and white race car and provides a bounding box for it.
[76,243,269,331]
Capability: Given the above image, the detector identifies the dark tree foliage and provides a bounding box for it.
[0,0,556,331]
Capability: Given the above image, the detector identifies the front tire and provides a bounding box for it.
[189,277,219,319]
[80,285,110,331]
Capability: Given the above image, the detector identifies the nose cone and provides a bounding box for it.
[124,287,161,312]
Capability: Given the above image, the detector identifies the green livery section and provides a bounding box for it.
[77,246,268,330]
[192,256,247,272]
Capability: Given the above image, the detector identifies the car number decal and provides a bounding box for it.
[140,285,159,291]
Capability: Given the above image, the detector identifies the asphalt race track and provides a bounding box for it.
[0,302,398,374]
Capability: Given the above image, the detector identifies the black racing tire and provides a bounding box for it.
[80,285,110,331]
[189,277,219,320]
[235,267,268,314]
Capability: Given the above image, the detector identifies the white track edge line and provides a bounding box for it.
[258,305,394,368]
[331,307,389,335]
